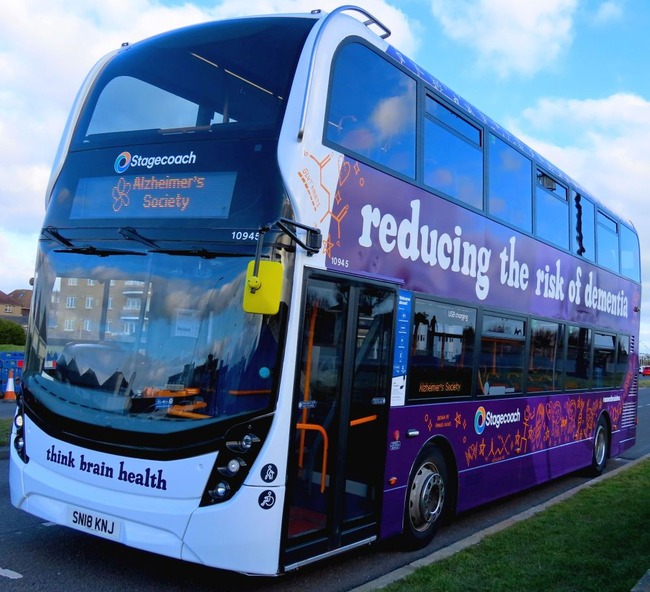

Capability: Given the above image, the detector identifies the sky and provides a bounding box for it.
[2,0,650,348]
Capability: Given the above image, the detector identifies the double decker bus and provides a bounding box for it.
[10,6,640,576]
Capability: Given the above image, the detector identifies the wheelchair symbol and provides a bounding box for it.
[258,490,276,510]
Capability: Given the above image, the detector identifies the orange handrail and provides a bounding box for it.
[141,387,200,398]
[295,422,328,493]
[349,414,377,427]
[168,402,210,419]
[228,389,272,396]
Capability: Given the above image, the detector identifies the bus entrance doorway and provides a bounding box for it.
[283,275,395,569]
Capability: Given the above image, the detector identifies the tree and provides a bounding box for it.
[0,319,26,346]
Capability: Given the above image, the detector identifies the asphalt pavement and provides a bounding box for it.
[0,399,16,417]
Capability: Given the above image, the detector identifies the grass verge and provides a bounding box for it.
[0,417,11,446]
[0,344,24,353]
[383,458,650,592]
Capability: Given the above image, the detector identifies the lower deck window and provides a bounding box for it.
[528,319,563,392]
[478,315,526,396]
[408,299,476,400]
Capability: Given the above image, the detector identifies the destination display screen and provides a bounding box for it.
[71,171,237,219]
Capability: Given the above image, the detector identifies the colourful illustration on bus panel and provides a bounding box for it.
[381,384,632,518]
[322,157,639,334]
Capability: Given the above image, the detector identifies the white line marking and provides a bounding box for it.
[0,567,23,579]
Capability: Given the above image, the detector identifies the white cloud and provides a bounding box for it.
[516,93,650,224]
[510,93,650,348]
[592,0,624,25]
[0,231,39,290]
[430,0,578,77]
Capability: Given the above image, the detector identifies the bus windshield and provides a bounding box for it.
[26,247,284,435]
[73,16,315,145]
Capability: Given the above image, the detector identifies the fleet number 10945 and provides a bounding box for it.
[231,231,260,241]
[331,257,349,268]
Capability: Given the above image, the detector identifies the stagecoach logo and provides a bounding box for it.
[474,405,521,435]
[114,150,197,173]
[114,151,132,173]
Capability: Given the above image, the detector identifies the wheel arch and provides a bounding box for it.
[397,434,459,548]
[417,435,459,516]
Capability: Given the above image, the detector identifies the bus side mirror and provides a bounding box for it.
[243,260,283,315]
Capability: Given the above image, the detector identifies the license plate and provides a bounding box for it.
[67,505,122,541]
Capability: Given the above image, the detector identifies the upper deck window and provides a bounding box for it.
[597,212,619,273]
[424,97,483,209]
[620,224,640,281]
[75,17,315,145]
[488,135,532,232]
[326,42,416,178]
[535,170,568,249]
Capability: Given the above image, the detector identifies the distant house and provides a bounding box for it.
[0,289,31,328]
[9,289,32,315]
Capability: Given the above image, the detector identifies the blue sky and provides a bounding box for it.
[2,0,650,347]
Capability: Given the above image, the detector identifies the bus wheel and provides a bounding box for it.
[403,445,448,548]
[588,416,609,476]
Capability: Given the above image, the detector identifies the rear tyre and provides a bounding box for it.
[402,445,449,548]
[588,416,609,476]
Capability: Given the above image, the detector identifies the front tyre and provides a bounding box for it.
[402,445,449,548]
[588,415,609,476]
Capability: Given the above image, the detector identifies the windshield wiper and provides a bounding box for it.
[42,226,74,247]
[55,245,145,257]
[119,226,158,249]
[152,248,243,259]
[44,226,145,256]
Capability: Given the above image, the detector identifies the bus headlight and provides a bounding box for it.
[14,435,25,452]
[13,410,29,463]
[226,458,242,474]
[217,457,246,477]
[226,432,260,453]
[209,482,231,500]
[200,415,272,506]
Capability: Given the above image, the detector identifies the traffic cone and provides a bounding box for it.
[4,369,16,400]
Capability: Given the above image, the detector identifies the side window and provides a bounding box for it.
[529,319,563,392]
[423,96,483,209]
[597,212,619,273]
[572,193,595,261]
[409,299,476,401]
[478,314,526,396]
[535,171,568,249]
[616,335,630,385]
[488,135,532,232]
[620,225,640,282]
[326,42,416,178]
[593,332,617,388]
[563,325,592,390]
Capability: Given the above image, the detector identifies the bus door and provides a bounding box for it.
[283,275,395,568]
